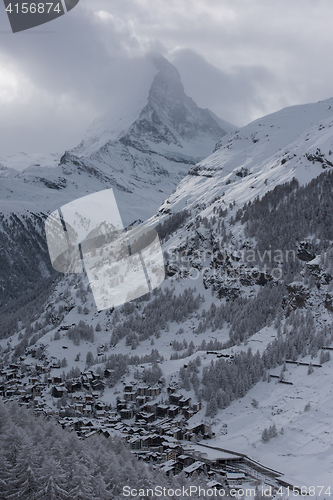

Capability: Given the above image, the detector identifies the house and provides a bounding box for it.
[163,448,177,461]
[120,408,134,420]
[183,409,194,420]
[169,394,183,405]
[91,380,105,391]
[128,436,142,450]
[137,386,149,396]
[136,396,146,406]
[177,455,195,468]
[52,376,62,385]
[136,412,155,424]
[147,386,161,397]
[168,405,179,418]
[160,459,177,476]
[52,386,67,398]
[156,404,169,417]
[124,392,137,402]
[179,397,191,408]
[117,400,127,411]
[82,405,92,415]
[192,402,202,412]
[183,461,208,477]
[32,385,43,399]
[75,403,84,413]
[226,472,247,485]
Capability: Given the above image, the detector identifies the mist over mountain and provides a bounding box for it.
[0,56,234,310]
[1,70,333,492]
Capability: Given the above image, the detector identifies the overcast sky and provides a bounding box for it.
[1,0,333,157]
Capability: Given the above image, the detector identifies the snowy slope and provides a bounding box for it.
[158,97,333,218]
[0,57,235,225]
[2,78,333,494]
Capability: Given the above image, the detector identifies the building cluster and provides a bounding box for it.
[1,353,292,491]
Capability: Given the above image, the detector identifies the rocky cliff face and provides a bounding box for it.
[120,57,227,150]
[0,56,234,307]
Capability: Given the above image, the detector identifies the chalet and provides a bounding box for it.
[226,472,247,485]
[117,400,127,411]
[52,376,62,385]
[32,385,43,399]
[128,436,142,450]
[177,455,195,468]
[160,459,177,476]
[75,403,84,413]
[124,385,133,392]
[187,423,210,436]
[192,402,202,412]
[170,427,183,440]
[124,392,137,402]
[168,405,179,418]
[136,396,146,406]
[102,429,112,438]
[9,363,20,371]
[91,380,105,391]
[71,381,82,392]
[136,412,155,424]
[120,408,134,420]
[137,386,149,396]
[183,461,208,477]
[95,401,106,411]
[142,402,157,413]
[163,448,177,461]
[156,404,169,417]
[183,409,194,420]
[179,397,191,408]
[169,394,183,405]
[82,405,92,415]
[147,386,161,397]
[96,409,106,418]
[207,481,225,489]
[52,386,67,398]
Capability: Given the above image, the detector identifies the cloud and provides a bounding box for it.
[1,0,333,156]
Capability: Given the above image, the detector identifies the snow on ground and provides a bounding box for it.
[158,98,333,223]
[197,353,333,488]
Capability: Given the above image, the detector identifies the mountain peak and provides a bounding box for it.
[74,57,235,157]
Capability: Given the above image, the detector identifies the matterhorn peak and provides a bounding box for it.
[74,56,235,158]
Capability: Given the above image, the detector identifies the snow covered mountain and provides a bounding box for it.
[157,97,333,218]
[0,56,234,308]
[0,56,234,225]
[2,87,333,491]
